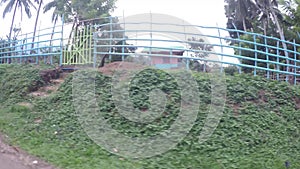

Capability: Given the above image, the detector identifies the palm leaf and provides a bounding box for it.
[2,0,16,18]
[25,0,36,10]
[0,0,10,4]
[19,2,23,20]
[43,1,56,13]
[21,0,32,18]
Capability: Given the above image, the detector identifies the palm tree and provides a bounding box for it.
[31,0,42,51]
[225,0,258,31]
[254,0,289,73]
[1,0,36,40]
[43,0,72,50]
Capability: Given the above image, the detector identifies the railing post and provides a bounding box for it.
[254,35,257,76]
[93,31,97,68]
[216,24,224,73]
[37,23,41,64]
[265,37,269,79]
[186,59,190,70]
[122,12,125,61]
[60,15,64,67]
[276,41,280,81]
[122,36,125,61]
[232,23,242,74]
[285,42,289,83]
[293,39,297,85]
[109,17,113,62]
[90,25,93,65]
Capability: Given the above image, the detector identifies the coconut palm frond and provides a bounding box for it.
[43,1,56,13]
[2,0,16,18]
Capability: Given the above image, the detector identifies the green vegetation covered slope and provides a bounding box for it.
[0,64,52,104]
[0,65,300,169]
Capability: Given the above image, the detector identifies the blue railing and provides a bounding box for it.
[0,16,300,85]
[0,23,64,65]
[94,16,300,85]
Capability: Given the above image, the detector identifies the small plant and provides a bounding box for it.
[224,65,239,76]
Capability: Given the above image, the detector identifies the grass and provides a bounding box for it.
[0,65,300,168]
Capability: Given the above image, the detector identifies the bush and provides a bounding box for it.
[224,65,239,75]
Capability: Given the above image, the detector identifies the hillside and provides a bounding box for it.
[0,64,299,169]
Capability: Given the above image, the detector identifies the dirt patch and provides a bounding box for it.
[257,90,268,103]
[99,61,150,76]
[258,90,266,102]
[232,103,240,117]
[29,74,67,98]
[98,61,182,79]
[17,102,33,109]
[294,97,300,110]
[39,68,61,84]
[0,133,57,169]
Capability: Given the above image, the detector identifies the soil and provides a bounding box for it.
[294,97,300,110]
[98,61,182,79]
[99,61,150,76]
[0,133,57,169]
[29,73,67,98]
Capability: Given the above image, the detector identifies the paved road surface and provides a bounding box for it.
[0,153,30,169]
[0,134,56,169]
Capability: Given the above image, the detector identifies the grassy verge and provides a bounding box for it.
[0,65,300,169]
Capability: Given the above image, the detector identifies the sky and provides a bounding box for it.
[0,0,228,35]
[114,0,227,27]
[0,0,238,64]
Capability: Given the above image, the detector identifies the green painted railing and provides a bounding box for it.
[62,25,94,65]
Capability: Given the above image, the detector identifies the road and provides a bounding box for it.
[0,153,30,169]
[0,134,56,169]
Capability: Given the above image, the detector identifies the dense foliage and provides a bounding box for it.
[0,66,300,168]
[0,64,53,104]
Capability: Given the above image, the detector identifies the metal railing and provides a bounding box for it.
[0,16,300,85]
[0,23,64,65]
[94,16,300,85]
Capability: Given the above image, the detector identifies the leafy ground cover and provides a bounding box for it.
[0,64,300,169]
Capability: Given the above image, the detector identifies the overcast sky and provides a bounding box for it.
[0,0,227,35]
[0,0,238,64]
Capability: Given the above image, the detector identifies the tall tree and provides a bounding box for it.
[225,0,260,33]
[43,0,72,49]
[225,0,294,74]
[225,0,285,36]
[71,0,116,21]
[31,0,42,51]
[187,37,214,72]
[251,0,290,75]
[66,0,117,49]
[1,0,36,40]
[42,0,118,64]
[225,0,300,79]
[225,0,258,31]
[43,0,74,50]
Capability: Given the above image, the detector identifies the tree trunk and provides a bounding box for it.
[242,19,247,31]
[99,54,108,67]
[8,2,18,40]
[67,17,78,50]
[263,20,267,35]
[6,1,18,64]
[47,15,58,64]
[49,16,58,52]
[31,0,43,52]
[270,9,290,79]
[72,23,79,45]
